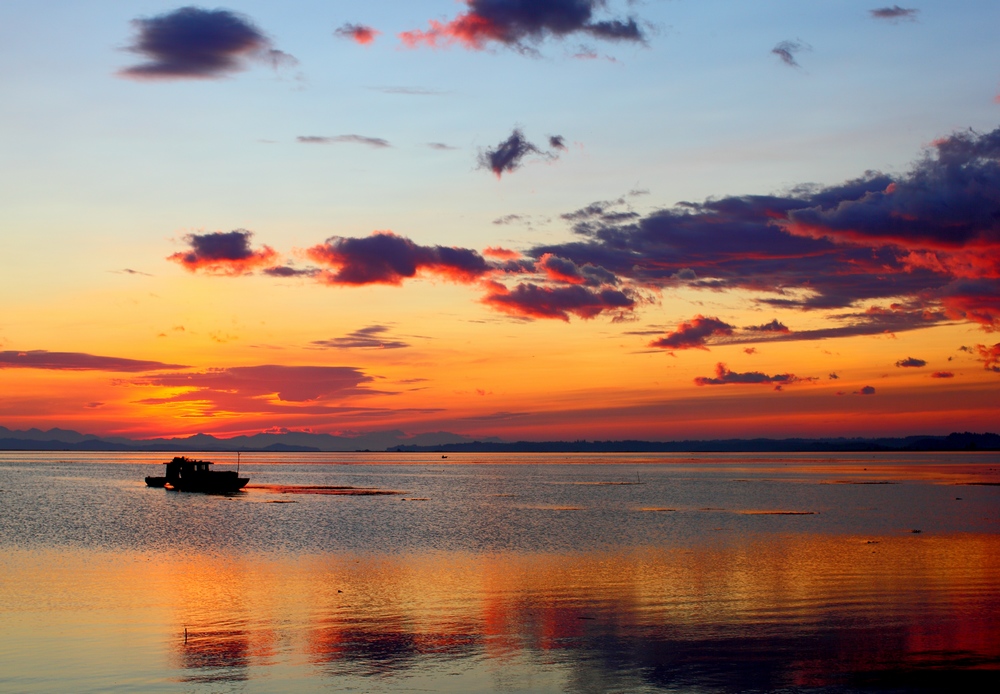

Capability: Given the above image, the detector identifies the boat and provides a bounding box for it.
[145,456,249,493]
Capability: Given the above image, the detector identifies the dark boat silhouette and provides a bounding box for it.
[145,456,248,493]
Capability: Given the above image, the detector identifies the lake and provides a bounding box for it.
[1,451,998,692]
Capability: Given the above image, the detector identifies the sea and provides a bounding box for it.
[1,451,998,693]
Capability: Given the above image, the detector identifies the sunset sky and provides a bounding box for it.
[1,0,999,441]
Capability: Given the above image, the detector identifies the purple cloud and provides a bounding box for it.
[120,7,295,80]
[400,0,645,51]
[0,350,186,372]
[694,363,803,387]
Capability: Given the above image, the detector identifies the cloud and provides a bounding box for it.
[0,350,186,372]
[334,23,380,45]
[649,316,734,352]
[931,371,954,378]
[869,6,918,21]
[829,372,839,379]
[482,281,634,321]
[694,363,803,387]
[549,135,567,150]
[297,135,391,148]
[976,343,1000,372]
[120,7,294,80]
[536,253,618,286]
[526,126,1000,333]
[168,230,278,275]
[428,142,458,150]
[262,265,319,278]
[745,319,790,334]
[307,231,491,285]
[772,40,806,67]
[311,326,410,350]
[399,0,645,51]
[855,385,877,395]
[895,356,927,368]
[483,246,522,259]
[134,365,375,403]
[478,128,552,178]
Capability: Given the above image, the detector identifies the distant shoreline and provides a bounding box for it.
[1,431,998,453]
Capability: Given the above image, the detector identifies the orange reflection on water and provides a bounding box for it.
[2,534,998,690]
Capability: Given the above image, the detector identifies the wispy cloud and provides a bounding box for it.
[297,135,391,148]
[870,6,919,22]
[119,7,295,80]
[1,350,186,372]
[311,326,410,350]
[895,356,927,368]
[772,40,807,68]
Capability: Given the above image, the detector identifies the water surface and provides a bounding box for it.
[1,451,998,692]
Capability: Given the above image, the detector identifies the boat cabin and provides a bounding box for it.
[165,456,214,481]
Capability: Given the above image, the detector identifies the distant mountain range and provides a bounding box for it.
[1,426,998,453]
[0,426,501,452]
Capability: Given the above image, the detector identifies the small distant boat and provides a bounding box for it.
[145,456,248,493]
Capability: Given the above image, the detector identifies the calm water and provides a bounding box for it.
[1,451,998,692]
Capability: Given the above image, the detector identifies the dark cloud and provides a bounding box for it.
[311,326,410,350]
[262,265,319,278]
[427,142,458,150]
[549,135,567,150]
[526,127,1000,333]
[0,350,186,372]
[772,40,806,68]
[829,372,839,379]
[855,385,877,395]
[931,371,954,378]
[895,356,927,368]
[168,230,278,275]
[115,268,152,276]
[134,365,374,403]
[120,6,294,80]
[478,128,552,178]
[297,135,391,148]
[694,363,803,387]
[745,319,790,334]
[482,281,634,321]
[649,316,734,352]
[307,232,491,285]
[870,6,918,21]
[536,254,618,286]
[976,343,1000,372]
[334,23,380,45]
[400,0,645,51]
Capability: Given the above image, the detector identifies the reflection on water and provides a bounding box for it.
[2,535,998,692]
[1,453,999,692]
